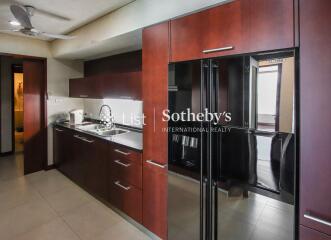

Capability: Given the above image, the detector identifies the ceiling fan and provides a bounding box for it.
[0,4,75,40]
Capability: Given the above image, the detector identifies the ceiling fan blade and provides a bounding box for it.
[10,4,33,29]
[39,32,75,40]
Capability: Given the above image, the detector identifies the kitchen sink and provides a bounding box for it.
[77,124,128,137]
[95,129,128,137]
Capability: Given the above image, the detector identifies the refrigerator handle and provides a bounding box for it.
[211,61,219,114]
[201,60,209,112]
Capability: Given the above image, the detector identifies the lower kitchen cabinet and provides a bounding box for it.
[300,226,331,240]
[109,177,142,223]
[53,126,143,224]
[143,161,167,239]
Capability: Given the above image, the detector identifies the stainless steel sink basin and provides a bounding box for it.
[77,124,128,137]
[96,129,128,137]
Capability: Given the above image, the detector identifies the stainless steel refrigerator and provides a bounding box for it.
[168,50,298,240]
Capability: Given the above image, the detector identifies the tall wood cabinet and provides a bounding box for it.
[300,0,331,237]
[142,22,170,239]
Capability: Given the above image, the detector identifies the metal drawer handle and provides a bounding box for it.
[203,46,234,54]
[114,149,130,156]
[74,134,83,140]
[81,138,94,144]
[79,95,88,98]
[55,128,64,132]
[146,160,167,169]
[304,212,331,227]
[114,160,131,168]
[114,181,131,191]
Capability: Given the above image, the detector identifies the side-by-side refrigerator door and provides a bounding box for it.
[168,60,205,240]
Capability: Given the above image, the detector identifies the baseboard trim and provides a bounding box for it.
[45,164,56,171]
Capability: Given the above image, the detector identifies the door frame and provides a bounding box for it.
[0,52,48,172]
[11,64,23,154]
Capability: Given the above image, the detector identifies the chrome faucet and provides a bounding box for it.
[99,104,114,129]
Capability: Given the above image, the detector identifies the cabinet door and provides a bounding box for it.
[300,0,331,235]
[248,0,294,52]
[170,11,204,62]
[101,72,142,100]
[84,136,108,200]
[300,226,331,240]
[202,0,249,58]
[143,162,167,239]
[142,22,169,239]
[69,77,101,98]
[55,129,74,177]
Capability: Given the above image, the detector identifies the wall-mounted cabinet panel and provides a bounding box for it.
[69,72,142,100]
[170,11,204,62]
[300,0,331,236]
[170,0,295,62]
[202,0,249,58]
[248,0,294,52]
[69,77,100,98]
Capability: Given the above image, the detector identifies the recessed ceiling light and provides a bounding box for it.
[9,20,21,26]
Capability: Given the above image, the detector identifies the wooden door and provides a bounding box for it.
[202,0,249,58]
[248,0,294,52]
[142,22,169,239]
[300,0,331,235]
[300,226,331,240]
[23,60,46,174]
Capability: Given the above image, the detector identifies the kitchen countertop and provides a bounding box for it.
[53,122,143,151]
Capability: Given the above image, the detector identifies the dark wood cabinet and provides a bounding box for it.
[300,226,331,240]
[70,51,142,100]
[170,11,204,62]
[109,177,142,223]
[53,126,143,224]
[142,162,167,239]
[142,22,169,239]
[84,136,108,200]
[69,77,100,98]
[202,0,248,59]
[170,0,295,62]
[300,0,331,236]
[247,0,294,53]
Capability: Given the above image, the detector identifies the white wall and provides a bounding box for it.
[84,98,143,129]
[0,33,84,164]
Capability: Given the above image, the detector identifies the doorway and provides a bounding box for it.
[0,54,47,179]
[12,64,24,154]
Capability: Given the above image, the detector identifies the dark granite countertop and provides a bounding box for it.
[53,121,143,152]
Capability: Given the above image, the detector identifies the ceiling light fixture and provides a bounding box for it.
[9,20,21,26]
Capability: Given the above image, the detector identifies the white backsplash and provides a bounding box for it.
[84,98,143,129]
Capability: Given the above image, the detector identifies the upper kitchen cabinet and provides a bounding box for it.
[170,11,204,62]
[69,51,142,100]
[170,0,295,62]
[69,77,100,98]
[300,0,331,236]
[202,0,249,58]
[248,0,295,53]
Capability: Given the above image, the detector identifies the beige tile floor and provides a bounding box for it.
[0,154,152,240]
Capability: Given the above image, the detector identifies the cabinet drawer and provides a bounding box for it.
[109,159,142,189]
[109,178,142,223]
[111,145,142,165]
